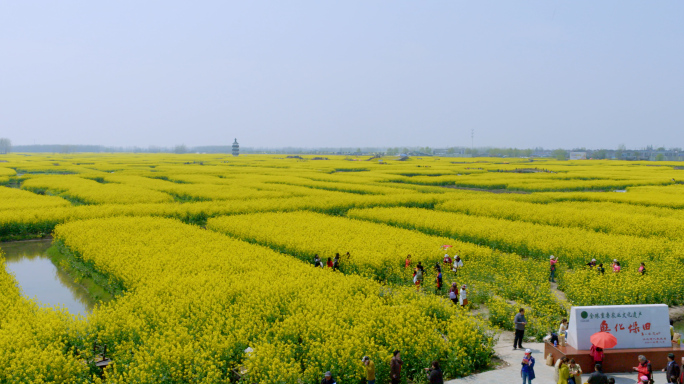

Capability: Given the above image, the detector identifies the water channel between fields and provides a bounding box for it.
[1,239,94,316]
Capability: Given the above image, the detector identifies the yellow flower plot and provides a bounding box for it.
[0,153,682,382]
[49,217,493,383]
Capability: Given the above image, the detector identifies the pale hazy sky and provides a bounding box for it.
[1,1,683,149]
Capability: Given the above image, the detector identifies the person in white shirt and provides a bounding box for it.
[459,284,468,307]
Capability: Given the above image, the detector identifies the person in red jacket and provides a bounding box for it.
[633,355,653,383]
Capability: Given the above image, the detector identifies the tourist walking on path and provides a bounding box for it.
[521,349,535,384]
[390,350,403,384]
[514,308,526,350]
[405,255,411,268]
[362,356,375,384]
[633,355,653,384]
[587,364,608,384]
[549,255,558,282]
[459,284,468,307]
[639,262,646,275]
[314,254,321,267]
[661,353,680,383]
[326,257,333,268]
[568,358,582,384]
[557,359,570,384]
[448,283,458,305]
[425,361,444,384]
[587,258,597,268]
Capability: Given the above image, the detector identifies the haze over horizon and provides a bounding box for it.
[1,1,683,149]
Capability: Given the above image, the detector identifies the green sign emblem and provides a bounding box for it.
[581,311,588,319]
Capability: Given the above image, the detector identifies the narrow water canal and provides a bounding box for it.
[1,239,94,316]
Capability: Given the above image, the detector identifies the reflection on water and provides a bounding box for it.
[1,239,94,317]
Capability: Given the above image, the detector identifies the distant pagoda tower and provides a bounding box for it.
[232,138,239,156]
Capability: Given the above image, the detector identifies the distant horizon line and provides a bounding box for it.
[6,144,682,152]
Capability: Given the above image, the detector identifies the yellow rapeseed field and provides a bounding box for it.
[0,153,682,382]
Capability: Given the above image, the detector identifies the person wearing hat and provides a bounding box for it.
[320,371,336,384]
[661,353,680,383]
[613,261,621,273]
[459,284,468,307]
[448,282,458,305]
[586,259,597,268]
[521,349,535,383]
[362,356,375,384]
[549,255,558,282]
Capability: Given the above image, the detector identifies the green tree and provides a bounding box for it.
[593,149,608,160]
[615,144,626,160]
[0,138,11,154]
[446,147,455,154]
[656,153,665,161]
[552,149,567,161]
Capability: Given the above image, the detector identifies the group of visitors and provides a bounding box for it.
[327,328,678,384]
[542,350,680,384]
[448,282,468,307]
[323,350,443,384]
[551,256,649,282]
[313,252,351,271]
[406,254,467,305]
[442,253,464,274]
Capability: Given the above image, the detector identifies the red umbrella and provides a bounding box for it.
[441,245,452,249]
[590,332,618,349]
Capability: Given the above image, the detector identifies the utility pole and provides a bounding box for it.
[471,129,474,153]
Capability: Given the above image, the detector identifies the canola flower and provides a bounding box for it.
[0,153,682,382]
[208,211,565,339]
[47,216,494,383]
[347,206,674,269]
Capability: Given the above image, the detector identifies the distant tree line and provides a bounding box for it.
[3,141,683,161]
[0,138,11,154]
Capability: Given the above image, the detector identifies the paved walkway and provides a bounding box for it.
[446,331,671,384]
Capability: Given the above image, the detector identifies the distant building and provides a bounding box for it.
[569,152,587,160]
[232,139,239,156]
